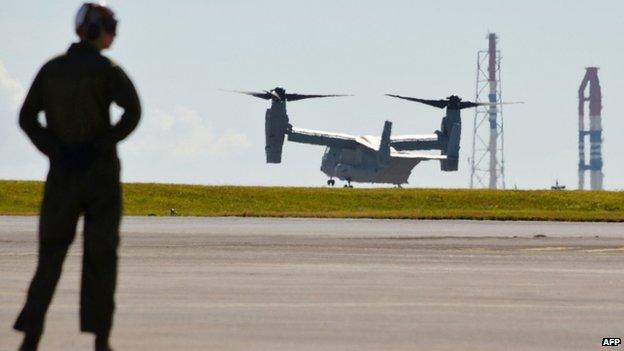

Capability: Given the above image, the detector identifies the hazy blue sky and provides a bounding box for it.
[1,0,622,189]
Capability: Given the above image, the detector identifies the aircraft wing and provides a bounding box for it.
[390,150,448,160]
[390,134,440,150]
[354,136,381,151]
[288,127,360,149]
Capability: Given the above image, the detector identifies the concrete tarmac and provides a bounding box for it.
[1,216,623,350]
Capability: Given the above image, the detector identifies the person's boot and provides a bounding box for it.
[18,333,41,351]
[95,332,113,351]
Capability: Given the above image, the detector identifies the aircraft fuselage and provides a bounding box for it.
[320,146,420,185]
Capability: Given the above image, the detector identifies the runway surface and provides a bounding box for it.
[1,216,623,350]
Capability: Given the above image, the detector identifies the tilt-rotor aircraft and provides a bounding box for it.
[233,87,480,187]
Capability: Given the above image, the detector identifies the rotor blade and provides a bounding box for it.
[225,90,274,100]
[385,94,448,109]
[463,101,525,109]
[458,101,480,109]
[284,93,352,102]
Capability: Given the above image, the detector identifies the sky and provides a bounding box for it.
[0,0,623,189]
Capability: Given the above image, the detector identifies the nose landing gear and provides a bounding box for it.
[343,178,353,188]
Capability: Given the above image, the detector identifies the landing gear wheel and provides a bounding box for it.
[327,179,335,186]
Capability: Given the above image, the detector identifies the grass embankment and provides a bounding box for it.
[0,180,623,221]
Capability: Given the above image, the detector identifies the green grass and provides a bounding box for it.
[0,180,623,222]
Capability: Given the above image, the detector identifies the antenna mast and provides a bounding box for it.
[470,33,506,189]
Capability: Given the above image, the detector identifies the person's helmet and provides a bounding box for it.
[75,3,118,41]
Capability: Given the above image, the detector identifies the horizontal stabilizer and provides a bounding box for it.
[391,151,447,160]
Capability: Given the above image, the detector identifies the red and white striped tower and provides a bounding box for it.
[578,67,603,190]
[486,33,499,189]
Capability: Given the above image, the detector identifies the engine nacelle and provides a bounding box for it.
[265,108,289,163]
[440,159,459,171]
[440,118,461,172]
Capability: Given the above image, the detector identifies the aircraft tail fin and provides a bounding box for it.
[378,120,392,166]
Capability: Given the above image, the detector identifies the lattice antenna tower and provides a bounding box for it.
[470,33,506,189]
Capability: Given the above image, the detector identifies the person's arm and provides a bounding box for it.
[18,66,61,157]
[97,65,141,151]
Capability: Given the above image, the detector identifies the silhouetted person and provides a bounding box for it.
[14,3,140,351]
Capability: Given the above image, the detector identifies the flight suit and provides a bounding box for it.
[14,41,141,336]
